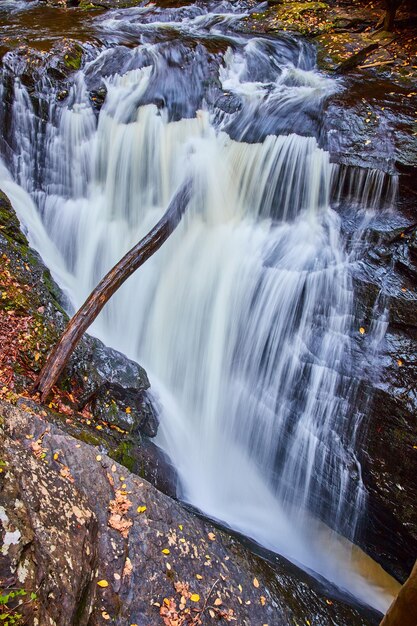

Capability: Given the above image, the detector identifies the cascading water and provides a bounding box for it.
[0,0,399,612]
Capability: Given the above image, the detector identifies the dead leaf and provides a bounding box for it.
[123,556,133,579]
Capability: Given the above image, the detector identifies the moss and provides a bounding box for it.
[63,45,83,71]
[74,430,103,447]
[40,270,67,316]
[0,192,28,247]
[78,0,97,9]
[110,439,136,472]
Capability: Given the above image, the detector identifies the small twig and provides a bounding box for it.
[192,579,219,621]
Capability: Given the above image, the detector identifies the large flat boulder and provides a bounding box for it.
[0,401,380,625]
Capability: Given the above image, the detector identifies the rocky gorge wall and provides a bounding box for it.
[0,0,417,619]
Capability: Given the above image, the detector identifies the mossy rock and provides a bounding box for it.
[277,1,328,20]
[0,191,28,247]
[245,1,331,36]
[316,31,375,70]
[62,44,83,71]
[78,0,97,8]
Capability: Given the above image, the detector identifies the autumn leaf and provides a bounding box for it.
[60,466,74,483]
[97,580,109,588]
[108,513,133,538]
[123,556,133,579]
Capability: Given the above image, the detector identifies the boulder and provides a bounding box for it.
[0,401,380,625]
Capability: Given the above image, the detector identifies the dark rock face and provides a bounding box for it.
[73,338,158,440]
[0,402,380,626]
[352,218,417,582]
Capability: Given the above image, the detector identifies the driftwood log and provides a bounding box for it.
[33,181,192,402]
[380,560,417,626]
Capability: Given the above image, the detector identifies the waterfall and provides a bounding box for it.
[0,2,398,612]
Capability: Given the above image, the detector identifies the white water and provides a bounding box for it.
[0,7,398,613]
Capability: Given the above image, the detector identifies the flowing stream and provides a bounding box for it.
[0,0,400,613]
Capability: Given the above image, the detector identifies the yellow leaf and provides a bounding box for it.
[397,359,403,366]
[359,327,365,335]
[190,594,200,603]
[97,580,109,588]
[125,407,131,414]
[53,453,59,460]
[137,505,147,513]
[214,598,222,606]
[162,548,170,555]
[196,574,203,580]
[178,524,183,531]
[253,577,260,588]
[260,596,266,606]
[208,532,216,541]
[102,611,110,620]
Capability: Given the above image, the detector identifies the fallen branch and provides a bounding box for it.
[32,181,192,402]
[334,43,379,74]
[358,60,395,69]
[380,559,417,626]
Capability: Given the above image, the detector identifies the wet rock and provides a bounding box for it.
[324,80,417,173]
[0,401,381,626]
[79,380,159,438]
[351,219,417,582]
